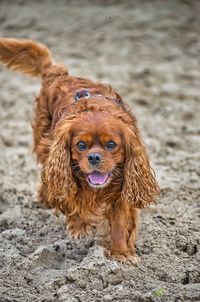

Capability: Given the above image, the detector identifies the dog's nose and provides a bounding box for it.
[87,153,102,165]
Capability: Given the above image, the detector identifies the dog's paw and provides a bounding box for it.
[67,219,92,240]
[106,249,140,265]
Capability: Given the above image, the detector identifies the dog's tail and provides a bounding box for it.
[0,38,53,77]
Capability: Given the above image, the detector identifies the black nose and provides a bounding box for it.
[87,153,102,165]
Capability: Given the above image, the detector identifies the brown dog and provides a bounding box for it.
[0,38,159,263]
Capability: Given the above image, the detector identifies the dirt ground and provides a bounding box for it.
[0,0,200,301]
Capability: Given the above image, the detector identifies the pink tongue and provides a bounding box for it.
[88,171,108,185]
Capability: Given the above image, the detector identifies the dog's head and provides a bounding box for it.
[43,109,159,208]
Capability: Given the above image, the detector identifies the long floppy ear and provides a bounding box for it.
[121,124,160,208]
[42,120,77,213]
[0,38,52,76]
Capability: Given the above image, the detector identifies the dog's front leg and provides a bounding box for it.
[108,201,139,264]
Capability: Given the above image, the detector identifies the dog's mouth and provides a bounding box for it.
[87,171,112,188]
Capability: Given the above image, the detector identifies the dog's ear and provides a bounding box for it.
[121,123,159,208]
[0,38,52,76]
[42,119,77,213]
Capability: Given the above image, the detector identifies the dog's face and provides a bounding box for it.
[70,113,125,188]
[44,108,159,208]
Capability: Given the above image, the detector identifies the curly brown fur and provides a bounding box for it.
[0,38,159,263]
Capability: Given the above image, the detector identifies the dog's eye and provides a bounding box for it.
[76,141,87,151]
[107,140,117,150]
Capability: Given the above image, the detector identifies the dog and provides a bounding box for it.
[0,38,159,263]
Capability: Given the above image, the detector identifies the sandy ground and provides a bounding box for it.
[0,0,200,301]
